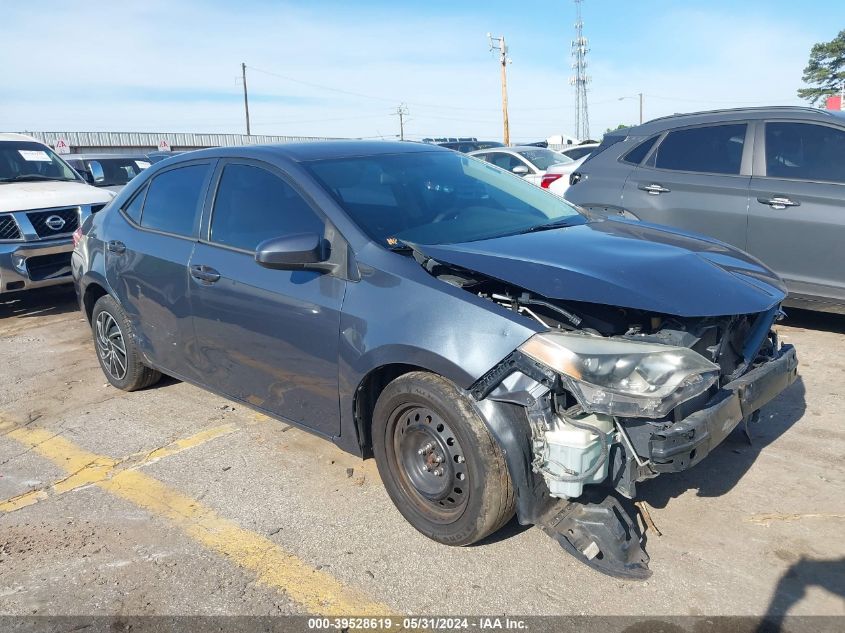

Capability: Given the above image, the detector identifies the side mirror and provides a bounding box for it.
[512,165,530,176]
[255,232,332,271]
[88,161,105,184]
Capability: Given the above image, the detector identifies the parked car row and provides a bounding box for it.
[0,134,179,295]
[468,146,585,194]
[0,134,114,294]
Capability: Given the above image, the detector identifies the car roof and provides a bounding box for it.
[65,153,149,160]
[0,133,44,144]
[471,146,559,154]
[161,140,448,164]
[618,106,845,137]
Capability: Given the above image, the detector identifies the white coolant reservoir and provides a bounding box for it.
[543,412,614,499]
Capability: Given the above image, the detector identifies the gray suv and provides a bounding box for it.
[564,106,845,314]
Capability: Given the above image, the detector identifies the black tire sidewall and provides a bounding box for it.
[373,373,511,546]
[91,295,144,391]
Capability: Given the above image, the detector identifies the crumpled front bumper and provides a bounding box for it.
[648,344,799,472]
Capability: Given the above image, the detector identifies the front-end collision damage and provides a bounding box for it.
[406,242,797,579]
[461,284,796,580]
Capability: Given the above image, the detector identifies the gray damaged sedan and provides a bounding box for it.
[72,141,798,578]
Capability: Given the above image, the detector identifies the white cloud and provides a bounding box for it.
[0,2,821,141]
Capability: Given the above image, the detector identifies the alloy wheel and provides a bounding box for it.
[95,311,128,381]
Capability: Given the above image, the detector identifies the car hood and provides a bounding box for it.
[0,180,113,212]
[414,218,787,317]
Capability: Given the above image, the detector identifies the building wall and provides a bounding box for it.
[22,131,341,155]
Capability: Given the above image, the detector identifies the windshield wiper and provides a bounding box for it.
[0,175,78,183]
[516,216,586,234]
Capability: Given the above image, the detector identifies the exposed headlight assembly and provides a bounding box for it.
[520,331,719,418]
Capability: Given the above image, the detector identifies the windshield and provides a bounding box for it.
[84,158,151,186]
[516,148,573,170]
[0,141,81,183]
[306,150,584,246]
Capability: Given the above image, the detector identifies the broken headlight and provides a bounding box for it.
[519,332,719,418]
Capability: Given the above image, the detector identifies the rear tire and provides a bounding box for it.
[372,371,515,546]
[91,295,161,391]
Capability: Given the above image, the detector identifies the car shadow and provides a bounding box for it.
[757,556,845,631]
[781,307,845,334]
[471,514,532,546]
[0,285,79,320]
[638,376,807,508]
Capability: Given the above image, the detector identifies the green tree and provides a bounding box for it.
[605,124,629,134]
[798,30,845,105]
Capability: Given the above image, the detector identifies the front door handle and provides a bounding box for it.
[190,264,221,283]
[107,240,126,254]
[757,196,800,210]
[638,183,671,195]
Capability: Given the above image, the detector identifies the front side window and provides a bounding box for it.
[210,164,323,252]
[765,122,845,183]
[140,164,208,236]
[0,141,81,183]
[306,150,584,246]
[652,124,747,175]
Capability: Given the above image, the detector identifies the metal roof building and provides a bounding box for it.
[21,131,341,154]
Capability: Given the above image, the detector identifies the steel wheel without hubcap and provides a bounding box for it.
[391,405,469,523]
[95,311,127,381]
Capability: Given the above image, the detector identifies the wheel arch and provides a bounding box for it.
[80,273,113,324]
[352,362,440,458]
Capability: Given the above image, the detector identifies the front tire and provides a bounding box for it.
[372,372,515,546]
[91,295,161,391]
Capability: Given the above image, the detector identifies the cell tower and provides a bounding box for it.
[570,0,590,140]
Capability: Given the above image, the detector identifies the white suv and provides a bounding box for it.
[0,133,113,294]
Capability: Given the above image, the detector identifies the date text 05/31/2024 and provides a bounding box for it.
[307,617,529,630]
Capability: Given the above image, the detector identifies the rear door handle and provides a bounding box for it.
[757,196,800,210]
[107,240,126,254]
[638,183,671,195]
[190,264,221,283]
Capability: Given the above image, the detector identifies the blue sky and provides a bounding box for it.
[3,0,844,141]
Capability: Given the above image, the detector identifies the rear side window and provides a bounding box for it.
[652,124,746,175]
[140,164,208,236]
[765,122,845,183]
[210,163,323,252]
[621,136,658,165]
[122,185,147,224]
[581,134,624,164]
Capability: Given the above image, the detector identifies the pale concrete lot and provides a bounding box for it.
[1,287,843,617]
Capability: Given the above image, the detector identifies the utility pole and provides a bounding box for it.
[638,92,643,125]
[241,62,251,136]
[394,103,409,140]
[488,33,511,146]
[570,0,590,140]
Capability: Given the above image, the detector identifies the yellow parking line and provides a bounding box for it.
[2,422,391,615]
[135,422,238,464]
[1,423,237,514]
